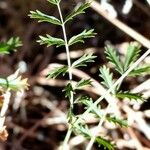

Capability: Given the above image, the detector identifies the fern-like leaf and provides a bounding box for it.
[64,2,91,23]
[47,66,68,79]
[63,83,73,99]
[0,37,22,54]
[75,79,91,90]
[116,91,144,101]
[99,66,115,93]
[68,29,96,46]
[106,116,128,127]
[129,65,150,76]
[72,53,96,68]
[105,45,123,74]
[78,96,102,117]
[124,42,141,71]
[96,137,115,150]
[29,10,62,26]
[37,34,65,47]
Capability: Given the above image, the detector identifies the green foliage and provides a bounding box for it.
[72,53,96,68]
[129,65,150,76]
[63,83,73,99]
[37,35,65,47]
[95,137,115,150]
[0,70,28,91]
[116,91,144,101]
[75,79,92,90]
[30,0,150,149]
[124,42,141,71]
[0,37,22,54]
[47,0,60,5]
[105,45,123,74]
[99,66,115,93]
[106,116,128,127]
[64,2,91,23]
[75,122,115,150]
[68,29,96,46]
[29,10,62,25]
[47,66,68,78]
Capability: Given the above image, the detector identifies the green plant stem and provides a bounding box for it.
[85,48,150,150]
[76,48,150,150]
[62,126,72,149]
[57,3,73,149]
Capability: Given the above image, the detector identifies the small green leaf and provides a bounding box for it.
[124,42,141,71]
[37,34,65,47]
[99,66,115,93]
[47,0,60,5]
[106,116,128,127]
[63,83,73,99]
[29,10,62,25]
[64,2,91,23]
[72,53,96,68]
[73,123,91,138]
[0,37,22,54]
[75,79,92,90]
[68,29,96,46]
[129,65,150,76]
[78,96,102,117]
[105,45,123,74]
[96,137,115,150]
[47,65,68,78]
[116,91,144,101]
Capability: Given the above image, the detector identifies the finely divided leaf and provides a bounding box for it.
[72,53,96,68]
[79,96,102,117]
[129,65,150,76]
[47,66,68,78]
[29,10,62,25]
[99,66,114,93]
[116,91,144,101]
[64,2,91,23]
[74,123,91,138]
[63,83,73,99]
[124,42,141,71]
[68,29,96,46]
[96,137,115,150]
[105,45,123,74]
[0,37,22,54]
[47,0,60,5]
[106,116,128,127]
[37,34,65,47]
[75,79,91,90]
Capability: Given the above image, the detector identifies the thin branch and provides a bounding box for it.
[90,1,150,49]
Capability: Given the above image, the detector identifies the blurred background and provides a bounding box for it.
[0,0,150,149]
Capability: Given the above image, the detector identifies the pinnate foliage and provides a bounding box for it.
[37,34,65,47]
[124,42,141,71]
[29,10,62,25]
[64,2,91,23]
[105,45,124,74]
[68,29,96,46]
[129,65,150,76]
[29,0,150,149]
[0,37,22,54]
[116,91,144,101]
[99,66,114,93]
[72,53,96,68]
[47,65,68,79]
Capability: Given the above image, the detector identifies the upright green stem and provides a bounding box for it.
[57,3,73,149]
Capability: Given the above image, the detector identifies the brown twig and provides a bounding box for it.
[90,1,150,49]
